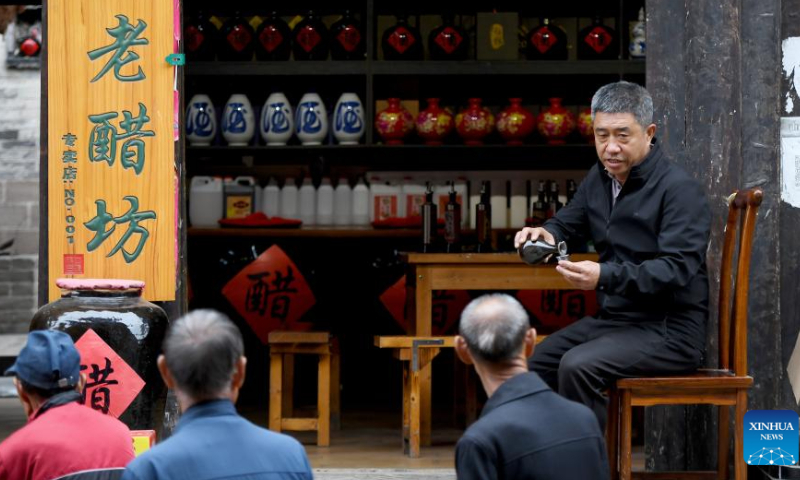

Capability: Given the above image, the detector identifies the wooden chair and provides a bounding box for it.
[375,335,455,458]
[268,331,340,446]
[608,188,762,480]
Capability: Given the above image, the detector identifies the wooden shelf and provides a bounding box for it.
[187,59,644,77]
[186,144,598,173]
[189,227,520,239]
[370,60,645,76]
[187,61,367,76]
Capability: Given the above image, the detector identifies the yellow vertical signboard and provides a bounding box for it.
[47,0,176,301]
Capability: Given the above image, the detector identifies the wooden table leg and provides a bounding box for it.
[415,267,433,447]
[330,350,340,431]
[317,352,331,447]
[402,359,411,455]
[409,359,421,458]
[269,352,283,432]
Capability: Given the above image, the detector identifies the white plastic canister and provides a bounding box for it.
[189,176,223,227]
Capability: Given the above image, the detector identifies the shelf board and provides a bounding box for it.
[186,144,598,172]
[371,60,645,76]
[187,61,368,76]
[186,60,645,77]
[189,226,520,239]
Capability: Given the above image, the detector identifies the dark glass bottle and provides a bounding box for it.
[218,12,255,61]
[184,11,217,61]
[421,184,439,253]
[547,180,562,218]
[518,239,568,265]
[30,279,169,436]
[525,18,568,60]
[292,11,329,61]
[578,16,619,60]
[255,12,291,61]
[381,15,423,61]
[428,13,468,61]
[476,181,493,252]
[330,10,365,60]
[566,179,578,204]
[444,182,462,252]
[530,180,548,227]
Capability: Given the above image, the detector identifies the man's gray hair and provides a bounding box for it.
[459,294,529,362]
[591,80,653,128]
[163,309,244,400]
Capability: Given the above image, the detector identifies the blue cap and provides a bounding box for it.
[4,330,81,390]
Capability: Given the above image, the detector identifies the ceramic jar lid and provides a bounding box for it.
[56,279,145,290]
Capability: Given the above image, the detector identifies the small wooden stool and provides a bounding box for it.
[375,335,455,458]
[268,331,340,446]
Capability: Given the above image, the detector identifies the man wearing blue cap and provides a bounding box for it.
[0,330,135,480]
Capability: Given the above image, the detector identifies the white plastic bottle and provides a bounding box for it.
[316,177,335,226]
[189,176,223,227]
[509,180,528,228]
[490,179,508,229]
[262,177,280,218]
[352,177,370,226]
[280,178,299,220]
[334,178,352,226]
[369,176,403,221]
[298,177,316,226]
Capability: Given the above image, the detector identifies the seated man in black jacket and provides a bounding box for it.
[514,80,711,430]
[455,294,609,480]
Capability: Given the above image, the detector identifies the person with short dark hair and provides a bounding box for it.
[121,309,312,480]
[0,330,135,480]
[514,80,711,430]
[454,294,609,480]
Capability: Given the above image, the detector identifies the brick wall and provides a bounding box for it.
[0,33,41,332]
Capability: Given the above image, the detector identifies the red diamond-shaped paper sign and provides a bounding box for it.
[435,27,463,53]
[584,27,612,53]
[74,329,145,419]
[388,27,415,54]
[516,290,598,332]
[222,245,315,344]
[532,27,557,53]
[380,275,470,335]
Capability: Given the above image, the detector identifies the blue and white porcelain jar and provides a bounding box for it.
[222,94,255,146]
[333,92,364,145]
[260,92,294,146]
[186,94,217,146]
[295,92,328,146]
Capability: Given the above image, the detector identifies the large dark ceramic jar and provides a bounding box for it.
[218,12,256,61]
[255,12,291,61]
[526,18,567,60]
[30,279,169,435]
[292,11,329,61]
[184,11,217,61]
[428,14,468,61]
[330,10,365,60]
[577,16,619,60]
[381,15,423,61]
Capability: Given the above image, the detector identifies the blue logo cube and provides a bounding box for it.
[744,410,799,465]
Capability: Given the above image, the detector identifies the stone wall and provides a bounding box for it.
[0,32,40,332]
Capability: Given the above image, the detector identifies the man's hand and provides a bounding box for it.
[513,227,555,249]
[556,260,600,290]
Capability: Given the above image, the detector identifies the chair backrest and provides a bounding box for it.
[717,188,762,376]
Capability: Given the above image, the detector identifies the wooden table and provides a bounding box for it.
[401,252,598,451]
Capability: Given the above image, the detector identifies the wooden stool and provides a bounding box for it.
[268,331,340,446]
[375,335,455,458]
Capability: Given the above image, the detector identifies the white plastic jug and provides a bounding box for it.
[352,177,370,226]
[316,178,334,226]
[402,179,427,218]
[334,178,352,225]
[369,177,403,221]
[298,177,316,226]
[509,180,528,228]
[189,176,223,227]
[280,178,299,220]
[262,177,280,218]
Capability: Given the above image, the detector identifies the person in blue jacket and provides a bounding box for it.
[514,81,711,430]
[122,310,313,480]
